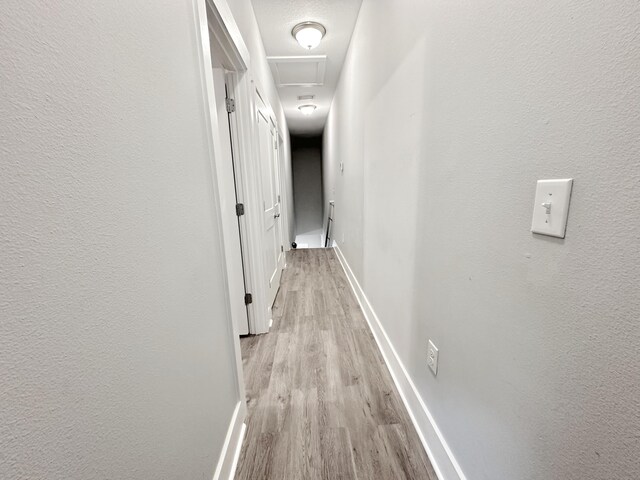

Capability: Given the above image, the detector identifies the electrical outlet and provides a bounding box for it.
[427,340,439,376]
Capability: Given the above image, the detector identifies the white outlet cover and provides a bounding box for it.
[531,179,573,238]
[427,339,439,376]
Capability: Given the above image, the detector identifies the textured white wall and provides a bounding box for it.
[324,1,640,479]
[0,1,242,478]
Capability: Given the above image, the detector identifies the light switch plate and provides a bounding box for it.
[427,339,439,376]
[531,179,573,238]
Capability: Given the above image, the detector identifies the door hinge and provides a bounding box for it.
[281,245,284,252]
[235,203,244,216]
[244,293,253,305]
[225,97,236,113]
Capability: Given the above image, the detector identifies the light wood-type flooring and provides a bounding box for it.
[235,248,437,480]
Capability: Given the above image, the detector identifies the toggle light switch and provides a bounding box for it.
[531,179,573,238]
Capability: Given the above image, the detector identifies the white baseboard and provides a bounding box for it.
[333,246,467,480]
[212,401,247,480]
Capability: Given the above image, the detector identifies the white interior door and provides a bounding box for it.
[212,68,249,335]
[255,91,284,308]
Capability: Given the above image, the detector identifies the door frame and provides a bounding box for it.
[199,0,279,336]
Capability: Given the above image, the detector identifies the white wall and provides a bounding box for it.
[324,1,640,479]
[292,137,324,246]
[0,1,242,478]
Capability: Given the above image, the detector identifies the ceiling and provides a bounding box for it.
[251,0,363,136]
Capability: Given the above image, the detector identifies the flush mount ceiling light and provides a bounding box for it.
[298,104,317,116]
[292,22,326,50]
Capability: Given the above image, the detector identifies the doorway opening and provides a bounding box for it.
[291,135,324,248]
[208,40,253,336]
[204,0,288,337]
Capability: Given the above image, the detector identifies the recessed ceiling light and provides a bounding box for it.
[292,22,326,50]
[298,104,317,116]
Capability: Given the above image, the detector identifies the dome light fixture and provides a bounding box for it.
[292,21,326,50]
[298,104,317,116]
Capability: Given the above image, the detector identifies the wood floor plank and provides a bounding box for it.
[235,248,435,480]
[319,427,359,480]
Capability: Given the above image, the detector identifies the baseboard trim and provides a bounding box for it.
[333,246,467,480]
[212,401,246,480]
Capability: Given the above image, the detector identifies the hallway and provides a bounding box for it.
[2,1,640,479]
[236,249,436,480]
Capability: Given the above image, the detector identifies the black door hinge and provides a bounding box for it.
[235,203,245,216]
[244,293,253,305]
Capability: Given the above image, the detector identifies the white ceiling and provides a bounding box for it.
[251,0,363,136]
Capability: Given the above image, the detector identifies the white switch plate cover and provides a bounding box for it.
[427,339,439,376]
[531,179,573,238]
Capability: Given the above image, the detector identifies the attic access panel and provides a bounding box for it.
[267,55,326,87]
